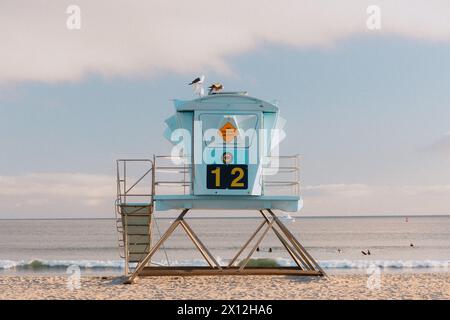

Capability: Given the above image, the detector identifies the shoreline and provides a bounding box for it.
[1,267,449,277]
[1,272,449,300]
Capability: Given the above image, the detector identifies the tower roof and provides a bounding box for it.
[173,93,278,112]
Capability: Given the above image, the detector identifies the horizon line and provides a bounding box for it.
[1,213,449,221]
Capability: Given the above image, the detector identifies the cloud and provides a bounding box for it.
[0,173,112,197]
[302,183,450,215]
[304,184,371,197]
[423,131,450,155]
[1,0,449,84]
[304,183,450,198]
[0,173,115,218]
[2,173,450,217]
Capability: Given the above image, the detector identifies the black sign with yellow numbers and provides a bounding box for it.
[206,165,248,190]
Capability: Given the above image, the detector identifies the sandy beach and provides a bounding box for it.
[0,273,448,300]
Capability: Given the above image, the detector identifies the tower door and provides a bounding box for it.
[193,111,262,196]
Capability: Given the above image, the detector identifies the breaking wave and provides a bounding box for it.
[1,258,449,270]
[0,259,125,270]
[318,259,450,269]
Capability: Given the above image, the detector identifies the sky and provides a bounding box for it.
[0,0,450,218]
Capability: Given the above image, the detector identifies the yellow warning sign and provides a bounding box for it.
[219,122,238,142]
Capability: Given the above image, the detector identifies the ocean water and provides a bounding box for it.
[0,215,449,275]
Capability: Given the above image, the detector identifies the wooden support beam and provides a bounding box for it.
[124,208,325,284]
[266,209,325,275]
[140,266,323,277]
[126,209,189,283]
[228,219,266,267]
[259,210,307,270]
[180,220,222,269]
[238,219,274,271]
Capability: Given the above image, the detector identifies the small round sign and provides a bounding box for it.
[222,152,233,164]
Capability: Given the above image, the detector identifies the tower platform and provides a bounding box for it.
[153,195,302,212]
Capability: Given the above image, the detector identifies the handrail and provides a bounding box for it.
[262,154,301,196]
[125,167,152,194]
[116,159,154,205]
[116,154,301,202]
[153,155,192,195]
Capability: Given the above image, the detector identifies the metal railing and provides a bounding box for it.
[116,159,154,205]
[116,154,301,203]
[262,154,301,196]
[153,155,193,195]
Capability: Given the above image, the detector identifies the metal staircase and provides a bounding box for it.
[116,159,154,274]
[114,200,125,258]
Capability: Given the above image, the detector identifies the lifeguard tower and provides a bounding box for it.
[115,91,324,283]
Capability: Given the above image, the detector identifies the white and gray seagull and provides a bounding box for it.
[188,75,205,96]
[188,75,205,85]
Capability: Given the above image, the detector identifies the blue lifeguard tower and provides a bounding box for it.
[115,91,324,283]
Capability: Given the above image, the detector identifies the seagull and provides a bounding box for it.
[361,250,367,256]
[188,75,205,86]
[208,83,223,94]
[188,75,205,96]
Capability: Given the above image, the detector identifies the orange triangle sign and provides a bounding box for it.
[219,121,238,142]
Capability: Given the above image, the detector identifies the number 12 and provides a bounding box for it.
[207,165,248,189]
